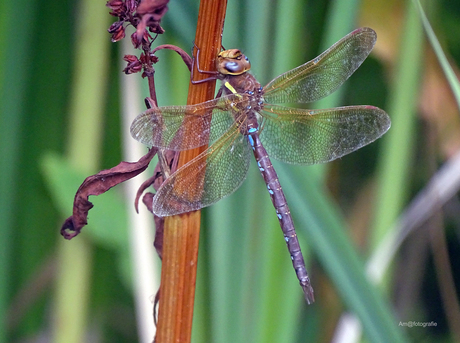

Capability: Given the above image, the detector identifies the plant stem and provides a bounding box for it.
[155,1,227,342]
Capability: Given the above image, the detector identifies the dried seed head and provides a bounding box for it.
[123,55,143,74]
[108,21,126,42]
[131,30,152,49]
[106,0,125,16]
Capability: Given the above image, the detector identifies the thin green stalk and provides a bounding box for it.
[372,2,424,249]
[413,0,460,107]
[52,0,110,342]
[0,0,38,341]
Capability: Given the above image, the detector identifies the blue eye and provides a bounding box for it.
[245,56,249,62]
[225,61,239,72]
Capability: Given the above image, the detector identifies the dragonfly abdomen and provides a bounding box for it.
[249,130,315,304]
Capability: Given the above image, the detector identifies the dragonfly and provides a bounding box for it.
[130,27,391,304]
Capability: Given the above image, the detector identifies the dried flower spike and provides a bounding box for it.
[108,20,126,42]
[106,0,125,16]
[123,54,143,74]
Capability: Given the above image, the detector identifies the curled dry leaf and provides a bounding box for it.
[61,148,157,239]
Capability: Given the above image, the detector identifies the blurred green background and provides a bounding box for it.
[1,0,459,342]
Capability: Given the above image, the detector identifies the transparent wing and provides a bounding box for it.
[151,121,252,217]
[130,94,240,150]
[263,27,376,104]
[259,104,390,165]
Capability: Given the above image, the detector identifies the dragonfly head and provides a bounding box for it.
[217,49,251,76]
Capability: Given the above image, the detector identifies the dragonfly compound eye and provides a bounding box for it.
[224,61,241,73]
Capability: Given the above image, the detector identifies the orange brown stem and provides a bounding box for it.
[155,1,227,342]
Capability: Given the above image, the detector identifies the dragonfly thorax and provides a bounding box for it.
[221,72,262,95]
[220,72,265,136]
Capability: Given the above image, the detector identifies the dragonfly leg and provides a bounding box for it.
[190,44,220,84]
[157,149,178,179]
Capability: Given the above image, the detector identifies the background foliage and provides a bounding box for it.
[1,0,459,342]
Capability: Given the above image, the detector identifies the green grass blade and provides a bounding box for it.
[413,0,460,108]
[0,0,38,341]
[371,1,424,247]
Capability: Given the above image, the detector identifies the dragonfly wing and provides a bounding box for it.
[130,94,239,150]
[263,27,376,104]
[260,104,390,165]
[151,121,252,217]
